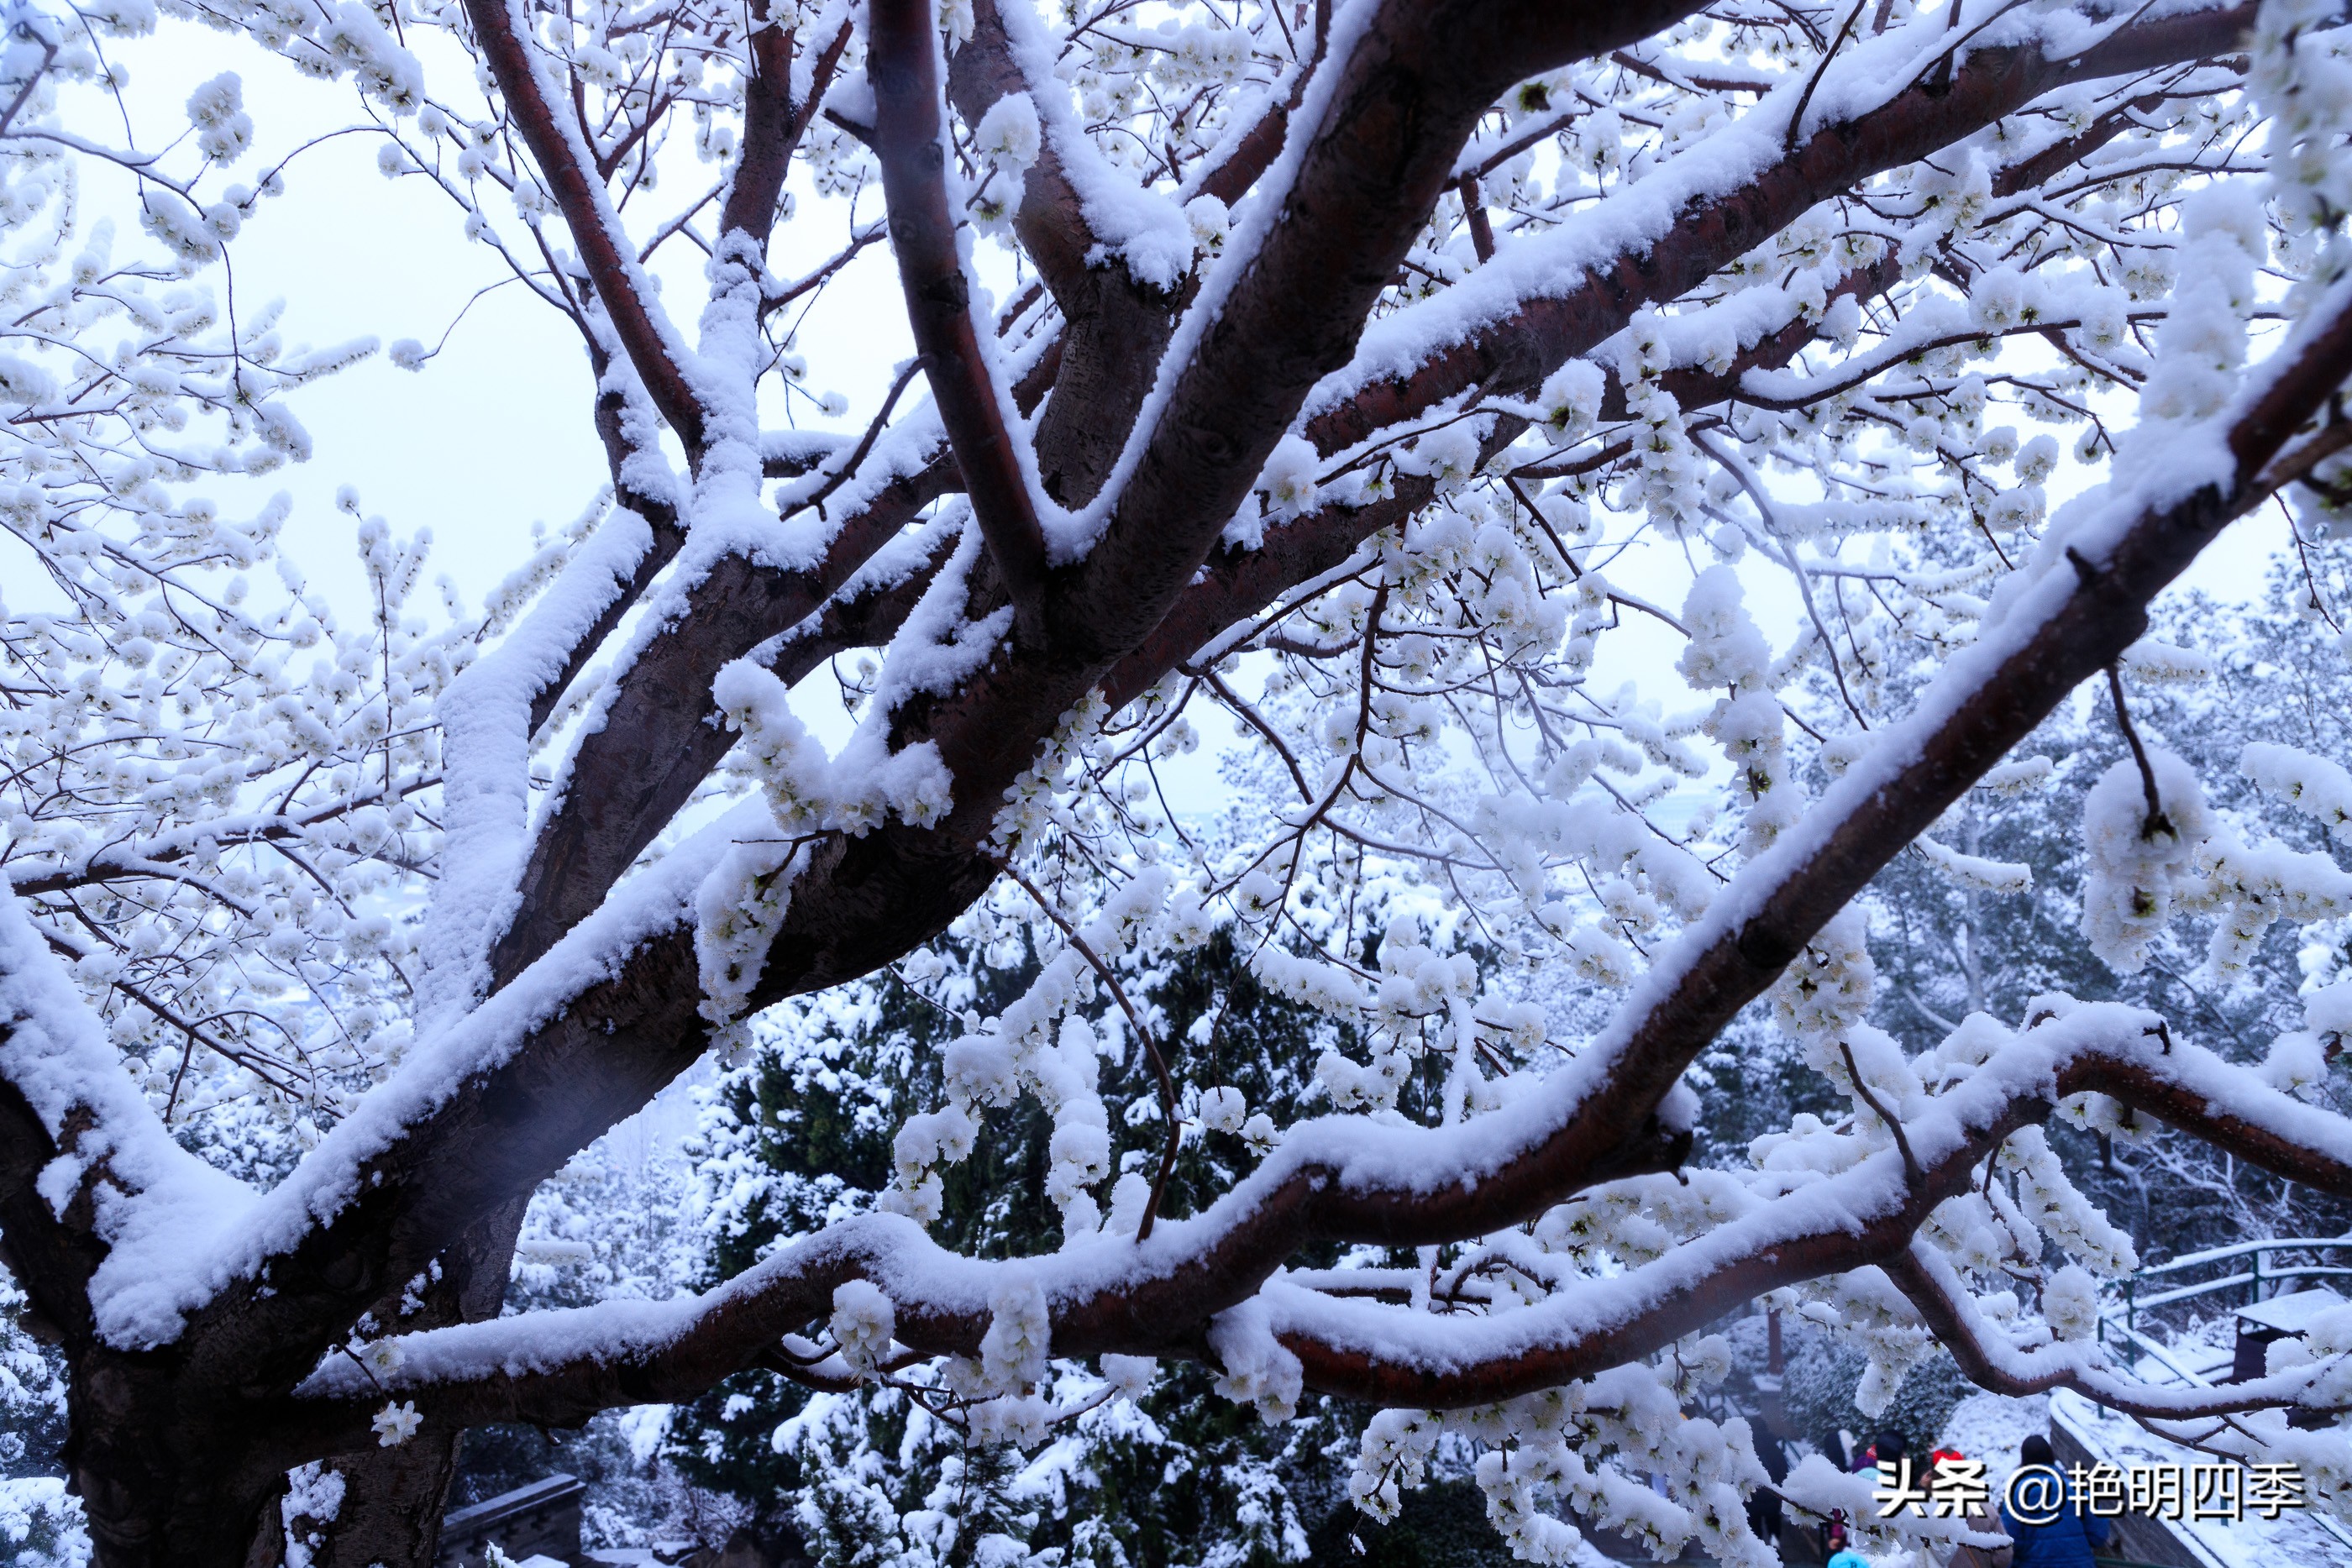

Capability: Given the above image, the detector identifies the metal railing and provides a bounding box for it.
[2097,1235,2352,1345]
[2075,1254,2352,1565]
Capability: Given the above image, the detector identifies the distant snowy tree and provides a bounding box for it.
[0,1266,67,1478]
[0,1476,86,1568]
[670,926,1377,1568]
[9,0,2352,1565]
[1778,1324,1970,1467]
[1855,573,2352,1262]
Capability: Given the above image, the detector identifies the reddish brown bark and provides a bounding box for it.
[261,1020,2352,1430]
[0,3,2337,1563]
[462,0,708,451]
[870,0,1051,634]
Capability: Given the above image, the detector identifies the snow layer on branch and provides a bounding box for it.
[2118,639,2215,684]
[284,1002,2352,1471]
[2243,740,2352,842]
[295,1210,989,1400]
[857,510,1017,744]
[417,506,656,1030]
[2127,181,2265,436]
[760,428,845,474]
[769,407,944,544]
[1918,836,2033,895]
[1231,1006,2244,1385]
[0,893,255,1325]
[1977,757,2055,793]
[992,0,1192,290]
[83,799,769,1347]
[1298,5,2071,426]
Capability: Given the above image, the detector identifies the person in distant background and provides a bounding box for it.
[2000,1435,2111,1567]
[1859,1429,1909,1473]
[1855,1429,1921,1568]
[1826,1427,1908,1565]
[1935,1447,2013,1568]
[1746,1426,1790,1553]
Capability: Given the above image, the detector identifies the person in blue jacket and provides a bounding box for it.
[2000,1434,2113,1567]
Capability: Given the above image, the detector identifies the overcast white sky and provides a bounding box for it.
[89,23,913,609]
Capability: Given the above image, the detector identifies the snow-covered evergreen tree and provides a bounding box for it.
[0,1267,66,1480]
[672,922,1385,1568]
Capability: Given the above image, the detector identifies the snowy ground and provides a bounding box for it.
[1935,1389,2053,1492]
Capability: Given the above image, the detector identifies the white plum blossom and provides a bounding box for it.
[2043,1265,2100,1343]
[185,73,251,162]
[974,92,1040,170]
[979,1274,1050,1394]
[370,1401,421,1447]
[1197,1084,1247,1133]
[831,1281,896,1377]
[2081,748,2213,973]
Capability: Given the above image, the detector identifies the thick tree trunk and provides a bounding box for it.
[294,1428,465,1568]
[71,1200,528,1568]
[307,1199,531,1568]
[69,1347,285,1568]
[245,1497,286,1568]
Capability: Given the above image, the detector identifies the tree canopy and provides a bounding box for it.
[5,0,2352,1561]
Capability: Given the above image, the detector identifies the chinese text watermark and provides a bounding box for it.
[1873,1458,2309,1524]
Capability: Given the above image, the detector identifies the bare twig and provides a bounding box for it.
[2103,663,2173,841]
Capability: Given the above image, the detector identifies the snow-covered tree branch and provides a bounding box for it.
[8,0,2352,1560]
